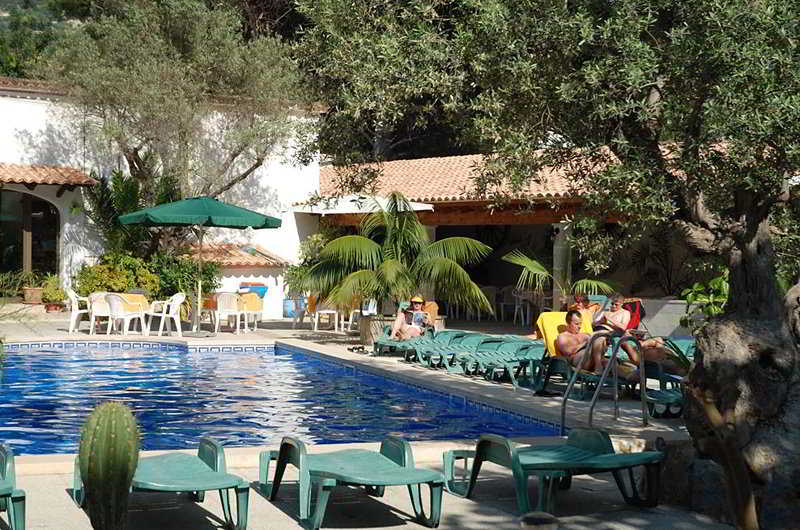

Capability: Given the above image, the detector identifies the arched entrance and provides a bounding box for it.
[0,190,60,274]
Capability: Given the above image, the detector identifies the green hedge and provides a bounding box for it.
[75,252,220,299]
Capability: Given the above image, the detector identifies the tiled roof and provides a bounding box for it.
[0,76,65,98]
[0,163,97,186]
[319,154,580,203]
[186,244,289,268]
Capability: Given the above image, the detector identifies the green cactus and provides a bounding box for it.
[78,402,140,530]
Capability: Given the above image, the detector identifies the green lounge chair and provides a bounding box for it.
[373,324,436,356]
[403,329,472,363]
[443,428,663,514]
[478,341,547,389]
[73,437,249,530]
[0,444,25,530]
[425,334,505,371]
[258,436,444,530]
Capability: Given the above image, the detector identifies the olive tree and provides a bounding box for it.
[457,1,800,527]
[38,0,303,202]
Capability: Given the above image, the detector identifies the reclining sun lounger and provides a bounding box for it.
[73,437,249,530]
[0,444,25,530]
[258,436,444,530]
[443,428,663,514]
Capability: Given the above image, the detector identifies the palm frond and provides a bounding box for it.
[376,259,415,301]
[319,235,382,271]
[572,279,617,295]
[306,258,357,299]
[414,256,492,312]
[420,237,492,266]
[325,270,381,308]
[501,250,553,293]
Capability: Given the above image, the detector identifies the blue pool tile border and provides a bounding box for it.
[275,341,566,435]
[3,340,189,352]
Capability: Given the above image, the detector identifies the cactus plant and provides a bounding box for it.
[78,402,140,530]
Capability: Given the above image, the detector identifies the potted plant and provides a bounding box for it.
[41,274,66,312]
[21,271,43,305]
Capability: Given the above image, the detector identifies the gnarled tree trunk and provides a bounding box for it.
[684,219,800,529]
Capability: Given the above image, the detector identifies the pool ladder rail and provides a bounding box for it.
[559,332,649,436]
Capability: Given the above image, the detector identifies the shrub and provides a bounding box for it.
[75,253,160,296]
[147,253,220,300]
[75,264,131,295]
[41,274,66,304]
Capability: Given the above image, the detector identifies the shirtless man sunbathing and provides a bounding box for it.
[555,309,608,375]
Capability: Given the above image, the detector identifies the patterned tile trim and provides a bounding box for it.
[275,341,565,434]
[4,341,188,352]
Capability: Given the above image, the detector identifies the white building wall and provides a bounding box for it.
[217,266,286,319]
[0,93,321,291]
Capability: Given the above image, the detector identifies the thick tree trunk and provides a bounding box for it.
[684,219,800,529]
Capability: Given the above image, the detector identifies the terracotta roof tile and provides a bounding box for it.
[0,76,65,97]
[319,154,579,203]
[0,163,97,186]
[186,244,289,268]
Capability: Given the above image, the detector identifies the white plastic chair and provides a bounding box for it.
[214,293,247,334]
[66,287,90,334]
[88,292,111,335]
[497,286,517,321]
[313,301,339,332]
[145,292,185,337]
[105,293,147,336]
[513,289,535,326]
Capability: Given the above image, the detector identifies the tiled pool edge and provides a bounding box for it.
[275,340,570,434]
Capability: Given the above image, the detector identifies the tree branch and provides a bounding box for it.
[207,156,265,198]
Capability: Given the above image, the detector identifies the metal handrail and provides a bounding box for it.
[560,331,613,436]
[587,335,649,428]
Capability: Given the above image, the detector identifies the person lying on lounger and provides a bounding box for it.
[390,295,430,340]
[556,309,609,375]
[593,293,686,374]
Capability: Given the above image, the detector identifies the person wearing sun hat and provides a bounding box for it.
[390,294,430,340]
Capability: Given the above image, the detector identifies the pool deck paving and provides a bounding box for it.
[1,317,730,529]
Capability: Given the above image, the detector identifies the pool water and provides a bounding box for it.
[0,344,557,454]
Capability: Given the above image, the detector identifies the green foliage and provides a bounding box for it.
[82,170,180,256]
[285,233,331,295]
[502,250,616,305]
[39,0,302,198]
[78,401,140,530]
[147,252,220,300]
[293,0,480,171]
[772,194,800,291]
[0,270,41,296]
[41,273,66,304]
[75,264,131,295]
[75,253,160,296]
[458,0,800,299]
[0,4,61,77]
[680,271,729,332]
[307,192,492,311]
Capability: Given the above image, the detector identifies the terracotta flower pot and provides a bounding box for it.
[45,303,64,313]
[22,287,44,305]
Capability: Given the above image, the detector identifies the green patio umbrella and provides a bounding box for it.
[119,196,281,335]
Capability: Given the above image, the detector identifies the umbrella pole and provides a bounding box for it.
[196,228,204,332]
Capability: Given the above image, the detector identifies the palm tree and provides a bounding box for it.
[306,192,493,313]
[502,250,616,308]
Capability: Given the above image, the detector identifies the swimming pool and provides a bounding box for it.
[0,342,558,454]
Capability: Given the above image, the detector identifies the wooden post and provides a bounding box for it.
[552,223,572,310]
[22,194,32,273]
